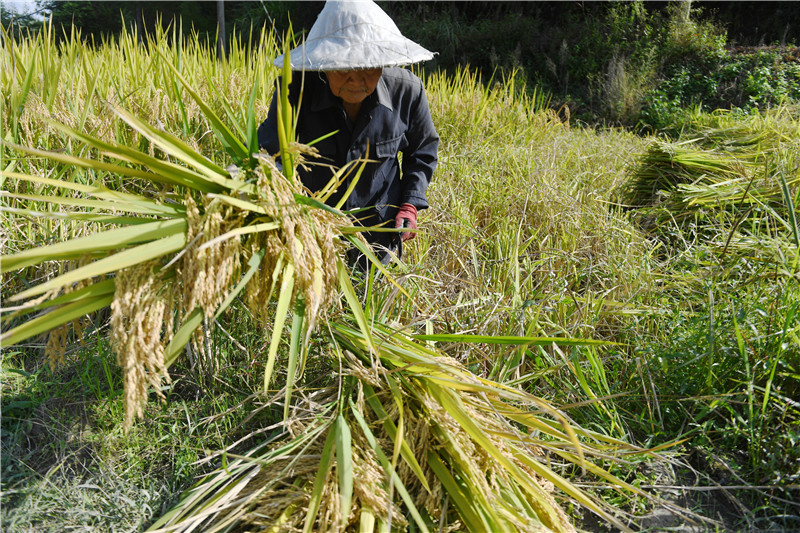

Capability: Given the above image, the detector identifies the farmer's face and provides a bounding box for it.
[324,68,383,105]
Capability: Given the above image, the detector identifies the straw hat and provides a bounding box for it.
[274,0,435,71]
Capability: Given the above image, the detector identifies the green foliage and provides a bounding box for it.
[640,45,800,132]
[392,1,798,129]
[14,1,799,129]
[634,276,800,515]
[35,1,226,45]
[662,1,728,61]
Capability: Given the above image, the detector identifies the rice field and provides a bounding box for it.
[1,20,798,533]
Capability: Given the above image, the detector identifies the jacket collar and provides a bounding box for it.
[373,75,394,112]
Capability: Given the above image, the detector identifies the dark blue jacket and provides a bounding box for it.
[257,67,439,234]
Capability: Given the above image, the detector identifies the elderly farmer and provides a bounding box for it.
[257,0,439,266]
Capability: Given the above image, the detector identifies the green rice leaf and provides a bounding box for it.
[340,235,409,298]
[0,191,170,216]
[1,292,114,347]
[337,259,377,357]
[303,420,337,533]
[3,278,115,316]
[245,74,260,167]
[385,374,405,504]
[263,261,294,392]
[283,300,305,421]
[0,206,150,225]
[42,121,225,193]
[426,452,489,532]
[413,333,616,346]
[207,79,246,142]
[13,48,35,118]
[155,47,248,163]
[78,52,99,130]
[165,308,204,368]
[363,383,430,491]
[205,192,270,215]
[1,137,204,192]
[333,157,369,211]
[292,192,348,217]
[110,105,240,190]
[310,149,353,204]
[0,171,183,217]
[2,218,186,273]
[514,447,634,533]
[213,248,265,321]
[335,414,354,526]
[779,171,799,249]
[197,222,280,252]
[10,233,186,302]
[277,48,295,177]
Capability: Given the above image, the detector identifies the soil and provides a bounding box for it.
[574,446,800,533]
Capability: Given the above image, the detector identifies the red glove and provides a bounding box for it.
[394,203,417,242]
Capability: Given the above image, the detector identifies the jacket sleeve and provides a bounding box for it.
[400,81,439,210]
[257,91,280,154]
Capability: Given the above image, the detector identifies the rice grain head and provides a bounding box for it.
[44,322,69,370]
[245,161,345,332]
[181,194,244,319]
[43,259,96,370]
[110,260,174,430]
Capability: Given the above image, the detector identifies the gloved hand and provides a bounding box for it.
[394,203,417,242]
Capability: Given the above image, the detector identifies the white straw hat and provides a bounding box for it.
[274,0,435,71]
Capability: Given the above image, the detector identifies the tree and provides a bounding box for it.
[36,0,221,44]
[217,0,225,56]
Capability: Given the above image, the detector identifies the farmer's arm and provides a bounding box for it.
[400,82,439,210]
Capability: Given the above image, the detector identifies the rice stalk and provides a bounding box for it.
[620,108,799,271]
[1,99,350,430]
[150,318,656,532]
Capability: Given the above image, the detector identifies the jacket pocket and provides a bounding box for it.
[375,135,405,159]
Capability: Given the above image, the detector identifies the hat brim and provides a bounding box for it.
[274,39,434,71]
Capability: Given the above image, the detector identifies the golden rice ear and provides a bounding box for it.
[180,194,244,319]
[44,323,69,371]
[110,261,173,431]
[40,257,97,371]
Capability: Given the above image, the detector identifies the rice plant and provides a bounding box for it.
[618,106,800,287]
[621,107,799,225]
[1,19,666,533]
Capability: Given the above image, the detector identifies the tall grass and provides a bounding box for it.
[415,67,656,428]
[615,106,800,521]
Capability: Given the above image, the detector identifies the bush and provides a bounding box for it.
[639,45,800,132]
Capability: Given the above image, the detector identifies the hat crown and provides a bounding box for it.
[308,0,402,41]
[276,0,434,71]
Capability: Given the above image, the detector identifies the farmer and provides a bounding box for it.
[257,0,439,266]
